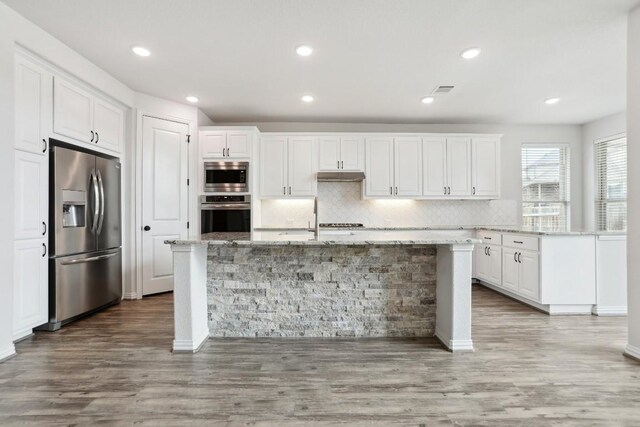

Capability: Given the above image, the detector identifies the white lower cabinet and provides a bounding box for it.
[13,239,48,340]
[475,231,595,314]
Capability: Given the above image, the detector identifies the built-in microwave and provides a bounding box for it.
[203,161,249,193]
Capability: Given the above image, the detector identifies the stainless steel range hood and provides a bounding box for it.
[316,171,366,182]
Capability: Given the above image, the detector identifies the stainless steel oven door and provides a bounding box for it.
[201,202,251,233]
[203,162,249,193]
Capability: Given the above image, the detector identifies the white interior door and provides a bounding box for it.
[142,116,189,296]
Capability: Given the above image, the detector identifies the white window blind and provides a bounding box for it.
[595,136,627,231]
[521,145,570,232]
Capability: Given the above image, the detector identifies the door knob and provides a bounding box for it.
[144,225,151,231]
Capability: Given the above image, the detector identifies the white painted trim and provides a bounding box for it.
[260,132,503,138]
[435,331,475,352]
[0,345,16,363]
[134,111,196,299]
[477,281,592,315]
[597,234,626,241]
[12,328,33,343]
[593,132,626,145]
[592,305,627,316]
[122,292,138,300]
[624,344,640,362]
[173,329,210,353]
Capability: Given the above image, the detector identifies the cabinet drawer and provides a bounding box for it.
[477,230,501,245]
[502,234,539,251]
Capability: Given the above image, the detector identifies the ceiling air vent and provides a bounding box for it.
[432,85,455,94]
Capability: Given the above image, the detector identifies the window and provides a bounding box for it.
[595,135,627,231]
[521,145,570,231]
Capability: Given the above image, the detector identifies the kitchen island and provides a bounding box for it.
[167,230,479,353]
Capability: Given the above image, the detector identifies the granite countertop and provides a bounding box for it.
[254,226,627,236]
[167,229,480,246]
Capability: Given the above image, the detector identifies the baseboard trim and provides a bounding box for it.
[122,292,138,300]
[476,281,593,315]
[624,344,640,363]
[12,329,34,343]
[435,331,474,353]
[172,328,210,353]
[592,305,627,316]
[0,345,16,363]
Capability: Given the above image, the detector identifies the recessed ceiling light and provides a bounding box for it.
[460,47,481,59]
[131,46,151,57]
[421,96,435,104]
[301,95,314,103]
[545,97,560,105]
[296,45,313,56]
[186,96,199,103]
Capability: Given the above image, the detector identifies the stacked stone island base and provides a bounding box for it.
[167,231,478,353]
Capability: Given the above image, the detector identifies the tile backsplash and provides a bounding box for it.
[260,182,518,228]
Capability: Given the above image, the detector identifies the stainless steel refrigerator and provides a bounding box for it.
[42,142,122,330]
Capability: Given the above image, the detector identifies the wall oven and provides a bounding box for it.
[204,161,249,193]
[200,195,251,235]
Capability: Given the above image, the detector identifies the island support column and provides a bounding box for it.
[435,243,475,352]
[170,243,210,353]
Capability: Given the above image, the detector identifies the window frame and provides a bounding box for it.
[521,143,571,232]
[594,133,627,232]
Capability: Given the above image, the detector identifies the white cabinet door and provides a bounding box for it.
[487,245,502,285]
[288,137,316,196]
[475,245,489,281]
[318,136,340,171]
[518,250,540,301]
[14,55,52,155]
[447,137,472,197]
[93,97,124,153]
[260,136,288,197]
[200,131,227,158]
[340,137,364,171]
[394,137,422,196]
[423,137,447,197]
[472,137,500,197]
[14,151,48,241]
[365,137,394,197]
[227,131,252,158]
[502,248,519,292]
[13,238,48,339]
[53,76,94,143]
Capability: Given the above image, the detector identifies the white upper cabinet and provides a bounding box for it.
[200,131,227,158]
[200,129,252,158]
[260,136,288,197]
[472,137,500,197]
[423,137,447,197]
[447,137,472,197]
[53,76,125,153]
[288,137,317,196]
[394,137,422,196]
[318,136,364,171]
[53,76,93,143]
[93,97,124,153]
[15,55,52,155]
[340,137,364,171]
[365,137,394,197]
[227,131,252,158]
[318,137,340,170]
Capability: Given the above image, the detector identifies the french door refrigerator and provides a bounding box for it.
[42,142,122,330]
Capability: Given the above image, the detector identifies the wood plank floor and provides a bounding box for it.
[1,285,638,426]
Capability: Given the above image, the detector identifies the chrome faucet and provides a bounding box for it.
[313,196,319,238]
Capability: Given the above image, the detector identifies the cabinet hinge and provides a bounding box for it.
[187,134,191,143]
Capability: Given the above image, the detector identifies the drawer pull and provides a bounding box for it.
[513,240,524,244]
[514,252,518,262]
[484,237,492,240]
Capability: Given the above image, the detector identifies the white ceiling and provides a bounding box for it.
[4,0,637,124]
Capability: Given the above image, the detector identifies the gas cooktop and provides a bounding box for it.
[319,223,365,228]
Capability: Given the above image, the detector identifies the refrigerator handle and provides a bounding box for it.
[90,170,100,234]
[96,169,105,235]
